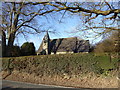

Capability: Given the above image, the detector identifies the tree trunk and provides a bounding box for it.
[7,32,16,57]
[2,30,6,57]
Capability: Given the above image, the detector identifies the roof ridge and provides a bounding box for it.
[50,37,77,40]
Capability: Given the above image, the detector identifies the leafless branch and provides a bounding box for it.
[22,25,41,33]
[105,1,113,10]
[85,14,99,23]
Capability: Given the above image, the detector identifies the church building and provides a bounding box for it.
[37,32,90,55]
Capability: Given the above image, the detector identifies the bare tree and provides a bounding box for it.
[1,2,120,56]
[1,2,62,56]
[38,2,120,31]
[36,2,119,41]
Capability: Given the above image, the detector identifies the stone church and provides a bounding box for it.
[37,32,90,55]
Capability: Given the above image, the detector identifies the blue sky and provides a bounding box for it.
[15,15,102,50]
[14,2,118,51]
[15,12,104,51]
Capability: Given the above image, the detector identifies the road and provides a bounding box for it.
[1,80,91,90]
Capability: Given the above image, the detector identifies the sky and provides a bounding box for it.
[13,2,118,51]
[14,13,104,51]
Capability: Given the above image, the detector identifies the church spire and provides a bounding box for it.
[42,31,50,55]
[46,31,50,40]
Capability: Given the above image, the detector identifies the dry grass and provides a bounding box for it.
[1,70,118,88]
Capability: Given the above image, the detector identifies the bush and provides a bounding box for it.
[94,31,119,53]
[1,53,118,77]
[11,46,21,57]
[21,42,35,56]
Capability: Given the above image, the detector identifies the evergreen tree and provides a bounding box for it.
[21,42,36,56]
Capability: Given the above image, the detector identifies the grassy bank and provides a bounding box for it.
[1,53,119,88]
[2,53,118,77]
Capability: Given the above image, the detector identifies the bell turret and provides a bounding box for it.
[42,31,50,54]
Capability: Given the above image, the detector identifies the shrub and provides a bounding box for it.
[21,42,35,56]
[11,46,21,57]
[1,53,118,77]
[94,31,119,53]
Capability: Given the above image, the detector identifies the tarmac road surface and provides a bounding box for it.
[1,80,91,90]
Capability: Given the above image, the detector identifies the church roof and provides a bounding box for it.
[50,37,77,52]
[37,37,77,53]
[37,41,43,53]
[37,36,90,54]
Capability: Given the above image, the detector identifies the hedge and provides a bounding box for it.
[1,53,119,76]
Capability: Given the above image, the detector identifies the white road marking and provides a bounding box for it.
[2,80,75,88]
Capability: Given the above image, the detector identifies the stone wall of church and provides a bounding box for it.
[51,51,74,55]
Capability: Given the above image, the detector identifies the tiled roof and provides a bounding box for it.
[50,37,77,53]
[37,36,90,54]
